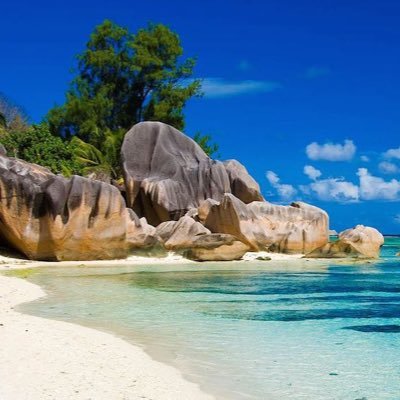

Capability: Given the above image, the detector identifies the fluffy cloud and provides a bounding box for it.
[360,155,370,162]
[358,168,400,201]
[383,147,400,159]
[306,140,356,161]
[379,161,399,174]
[303,165,322,180]
[266,171,297,199]
[202,78,281,97]
[300,178,359,202]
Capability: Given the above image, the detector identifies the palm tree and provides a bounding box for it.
[71,129,125,181]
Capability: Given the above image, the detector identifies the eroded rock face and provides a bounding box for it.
[223,160,263,204]
[0,155,156,261]
[306,225,384,259]
[121,122,262,225]
[184,233,250,261]
[155,216,210,250]
[203,194,329,253]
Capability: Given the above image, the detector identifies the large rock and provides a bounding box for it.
[121,122,262,225]
[155,216,210,250]
[203,194,329,253]
[223,160,263,204]
[306,225,384,259]
[0,155,156,261]
[184,233,250,261]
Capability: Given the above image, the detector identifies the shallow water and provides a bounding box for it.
[15,238,400,400]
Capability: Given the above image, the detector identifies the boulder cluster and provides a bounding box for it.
[0,121,382,261]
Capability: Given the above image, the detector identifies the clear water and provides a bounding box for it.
[15,238,400,400]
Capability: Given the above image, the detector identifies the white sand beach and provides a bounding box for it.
[0,250,306,400]
[0,270,214,400]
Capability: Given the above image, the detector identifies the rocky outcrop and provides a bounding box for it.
[121,122,262,225]
[155,216,249,261]
[184,234,250,261]
[0,121,336,262]
[0,155,156,261]
[306,225,384,259]
[155,216,210,250]
[203,194,329,253]
[223,160,263,204]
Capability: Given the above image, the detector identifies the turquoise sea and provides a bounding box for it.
[15,237,400,400]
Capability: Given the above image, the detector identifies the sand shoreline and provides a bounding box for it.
[0,269,214,400]
[0,249,374,400]
[0,249,304,270]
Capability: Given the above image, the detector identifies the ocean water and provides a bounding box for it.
[14,238,400,400]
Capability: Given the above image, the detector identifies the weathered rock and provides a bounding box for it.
[198,198,219,224]
[184,233,250,261]
[203,194,329,253]
[0,144,7,156]
[0,155,156,261]
[255,256,272,261]
[126,211,158,249]
[155,216,210,250]
[223,159,263,203]
[306,225,384,259]
[121,121,263,225]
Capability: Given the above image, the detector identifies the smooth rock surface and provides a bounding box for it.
[0,155,155,261]
[121,122,262,225]
[204,194,329,253]
[306,225,384,259]
[155,216,210,250]
[223,159,263,204]
[184,233,250,261]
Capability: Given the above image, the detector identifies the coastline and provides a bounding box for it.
[0,250,304,270]
[0,249,386,400]
[0,269,214,400]
[0,250,308,400]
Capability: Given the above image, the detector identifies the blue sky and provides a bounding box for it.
[1,0,400,232]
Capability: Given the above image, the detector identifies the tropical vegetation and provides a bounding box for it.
[0,20,218,180]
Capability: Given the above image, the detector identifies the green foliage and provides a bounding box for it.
[47,20,202,179]
[0,124,79,175]
[70,129,124,179]
[0,92,29,131]
[193,132,219,158]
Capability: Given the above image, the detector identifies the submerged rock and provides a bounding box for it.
[203,193,329,253]
[306,225,384,259]
[121,121,262,225]
[0,155,156,261]
[184,233,250,261]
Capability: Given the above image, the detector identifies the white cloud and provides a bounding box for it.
[306,140,356,161]
[383,147,400,159]
[266,170,297,200]
[300,178,359,202]
[358,168,400,201]
[360,155,370,162]
[303,165,322,180]
[379,161,399,174]
[202,78,281,98]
